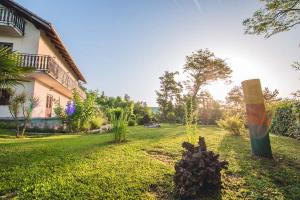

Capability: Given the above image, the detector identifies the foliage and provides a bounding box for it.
[198,90,223,125]
[137,116,145,125]
[110,108,128,142]
[269,100,300,139]
[54,91,101,132]
[226,86,244,109]
[97,93,134,118]
[90,116,104,129]
[128,119,136,126]
[8,92,39,137]
[155,71,182,122]
[174,137,228,199]
[184,97,197,144]
[263,87,282,103]
[217,115,245,136]
[0,126,299,199]
[96,92,152,125]
[0,48,33,89]
[184,49,232,102]
[243,0,300,38]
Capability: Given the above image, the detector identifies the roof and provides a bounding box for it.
[0,0,86,82]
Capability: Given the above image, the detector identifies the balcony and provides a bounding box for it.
[16,54,85,99]
[0,8,25,36]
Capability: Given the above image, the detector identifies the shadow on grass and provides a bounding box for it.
[0,133,114,168]
[218,134,300,200]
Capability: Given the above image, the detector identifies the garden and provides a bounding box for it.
[0,125,299,199]
[0,0,300,199]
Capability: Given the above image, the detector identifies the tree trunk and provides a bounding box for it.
[242,79,273,158]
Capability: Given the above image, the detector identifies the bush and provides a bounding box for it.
[90,116,104,130]
[0,120,16,129]
[217,115,245,136]
[111,108,128,142]
[81,120,91,132]
[128,119,135,126]
[174,137,228,199]
[129,114,136,120]
[269,101,300,139]
[137,116,144,125]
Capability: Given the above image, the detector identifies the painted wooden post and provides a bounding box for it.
[241,79,273,158]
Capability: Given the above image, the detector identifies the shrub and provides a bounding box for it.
[129,114,136,120]
[269,101,300,139]
[217,115,245,136]
[81,120,91,132]
[137,116,144,125]
[166,111,176,123]
[90,116,104,130]
[110,108,128,142]
[0,120,16,129]
[174,137,228,199]
[128,119,135,126]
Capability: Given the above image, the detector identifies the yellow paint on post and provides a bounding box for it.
[241,79,265,105]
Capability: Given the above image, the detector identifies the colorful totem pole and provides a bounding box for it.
[241,79,273,158]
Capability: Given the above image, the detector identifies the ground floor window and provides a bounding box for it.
[0,89,11,105]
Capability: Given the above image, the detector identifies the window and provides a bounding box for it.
[45,95,53,118]
[0,89,11,105]
[0,42,13,50]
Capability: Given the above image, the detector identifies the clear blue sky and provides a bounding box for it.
[16,0,300,106]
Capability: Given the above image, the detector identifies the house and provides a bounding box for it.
[0,0,86,126]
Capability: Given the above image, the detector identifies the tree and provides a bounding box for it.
[156,71,183,122]
[183,49,232,102]
[8,92,39,137]
[243,0,300,38]
[263,87,282,103]
[291,90,300,99]
[243,0,300,69]
[226,86,244,108]
[198,90,223,125]
[0,48,32,89]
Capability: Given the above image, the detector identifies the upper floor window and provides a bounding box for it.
[0,89,11,105]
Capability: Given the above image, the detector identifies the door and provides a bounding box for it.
[45,94,53,118]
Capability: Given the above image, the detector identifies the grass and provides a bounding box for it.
[0,125,299,199]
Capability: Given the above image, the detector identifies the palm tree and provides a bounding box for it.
[0,47,33,89]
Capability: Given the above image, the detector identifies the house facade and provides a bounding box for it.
[0,0,86,121]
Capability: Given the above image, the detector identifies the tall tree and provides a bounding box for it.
[263,87,282,103]
[243,0,300,38]
[224,86,245,117]
[226,86,244,108]
[156,71,183,122]
[198,90,222,125]
[243,0,300,69]
[183,49,232,102]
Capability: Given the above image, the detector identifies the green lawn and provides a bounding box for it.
[0,125,299,200]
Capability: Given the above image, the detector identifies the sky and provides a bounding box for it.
[16,0,300,106]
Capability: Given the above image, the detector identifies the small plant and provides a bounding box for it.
[110,108,128,142]
[8,92,39,137]
[185,97,197,144]
[217,115,245,136]
[174,137,228,199]
[90,116,104,129]
[128,119,135,126]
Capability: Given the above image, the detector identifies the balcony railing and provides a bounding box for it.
[0,8,25,36]
[16,54,83,96]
